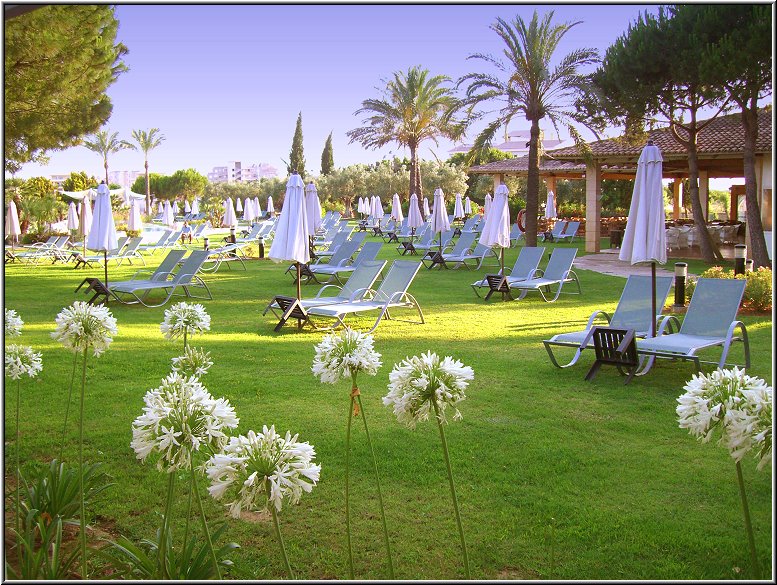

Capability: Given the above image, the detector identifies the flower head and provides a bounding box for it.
[171,346,213,378]
[383,351,474,429]
[160,302,211,341]
[677,367,772,469]
[51,301,117,357]
[312,327,382,385]
[5,344,43,380]
[205,425,321,517]
[5,308,24,338]
[131,372,239,472]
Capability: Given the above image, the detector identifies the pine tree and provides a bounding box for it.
[288,112,306,177]
[321,132,335,175]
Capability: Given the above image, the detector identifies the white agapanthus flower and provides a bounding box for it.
[677,367,772,469]
[171,346,213,378]
[160,302,211,341]
[5,308,24,337]
[5,344,43,380]
[51,301,118,357]
[383,351,474,429]
[205,425,321,517]
[312,327,382,384]
[131,372,239,472]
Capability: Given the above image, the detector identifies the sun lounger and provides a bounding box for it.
[554,221,580,243]
[542,221,567,242]
[306,241,383,285]
[306,260,424,333]
[543,274,674,368]
[289,237,361,284]
[139,230,173,254]
[634,278,750,374]
[422,232,477,270]
[264,260,386,320]
[72,237,131,269]
[505,247,581,302]
[471,246,546,299]
[109,249,212,307]
[198,241,250,272]
[315,231,366,261]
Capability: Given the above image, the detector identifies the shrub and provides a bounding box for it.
[685,266,772,312]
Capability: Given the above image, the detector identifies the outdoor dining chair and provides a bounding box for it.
[542,274,674,368]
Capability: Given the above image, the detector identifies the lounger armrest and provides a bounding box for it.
[336,258,353,267]
[315,284,343,298]
[656,314,681,336]
[586,310,611,330]
[349,287,376,302]
[528,268,544,279]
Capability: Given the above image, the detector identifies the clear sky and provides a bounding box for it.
[14,2,699,182]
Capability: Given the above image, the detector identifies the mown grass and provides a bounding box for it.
[3,233,772,580]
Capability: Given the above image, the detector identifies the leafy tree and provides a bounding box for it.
[4,5,128,173]
[695,4,772,268]
[588,6,734,262]
[62,172,97,192]
[457,11,599,246]
[321,132,335,175]
[18,177,64,235]
[288,112,306,177]
[83,130,133,185]
[128,128,166,215]
[170,168,208,201]
[348,65,465,198]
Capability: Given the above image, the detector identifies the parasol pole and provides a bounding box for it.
[296,262,303,330]
[651,262,657,337]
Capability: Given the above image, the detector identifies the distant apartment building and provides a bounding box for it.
[109,170,143,189]
[207,161,278,183]
[50,174,70,189]
[449,129,568,157]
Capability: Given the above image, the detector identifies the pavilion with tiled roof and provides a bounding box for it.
[469,108,772,253]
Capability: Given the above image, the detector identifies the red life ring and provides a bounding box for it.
[516,209,526,232]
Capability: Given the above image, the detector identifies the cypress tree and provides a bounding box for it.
[288,112,306,177]
[321,132,334,175]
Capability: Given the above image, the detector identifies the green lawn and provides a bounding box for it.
[4,234,773,580]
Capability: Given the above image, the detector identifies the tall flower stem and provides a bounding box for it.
[355,392,395,579]
[182,472,194,553]
[432,400,470,579]
[736,461,761,579]
[158,471,176,579]
[191,463,221,579]
[183,330,188,351]
[344,396,355,579]
[15,379,22,537]
[271,504,294,579]
[78,346,89,579]
[59,352,79,461]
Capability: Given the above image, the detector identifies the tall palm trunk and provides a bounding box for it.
[104,160,109,186]
[409,143,422,198]
[525,120,541,247]
[741,105,769,268]
[144,159,151,216]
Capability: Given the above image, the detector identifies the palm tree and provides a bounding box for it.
[128,128,165,215]
[83,129,133,187]
[457,11,599,246]
[348,65,465,198]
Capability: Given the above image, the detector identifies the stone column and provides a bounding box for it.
[672,180,682,220]
[585,163,601,253]
[699,170,709,221]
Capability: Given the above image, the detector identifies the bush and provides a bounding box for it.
[685,266,772,312]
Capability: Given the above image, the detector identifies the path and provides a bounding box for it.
[574,249,687,278]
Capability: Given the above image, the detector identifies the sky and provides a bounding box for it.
[10,2,741,189]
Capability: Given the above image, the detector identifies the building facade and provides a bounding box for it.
[207,161,278,183]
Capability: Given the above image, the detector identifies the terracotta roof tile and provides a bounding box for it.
[549,109,772,161]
